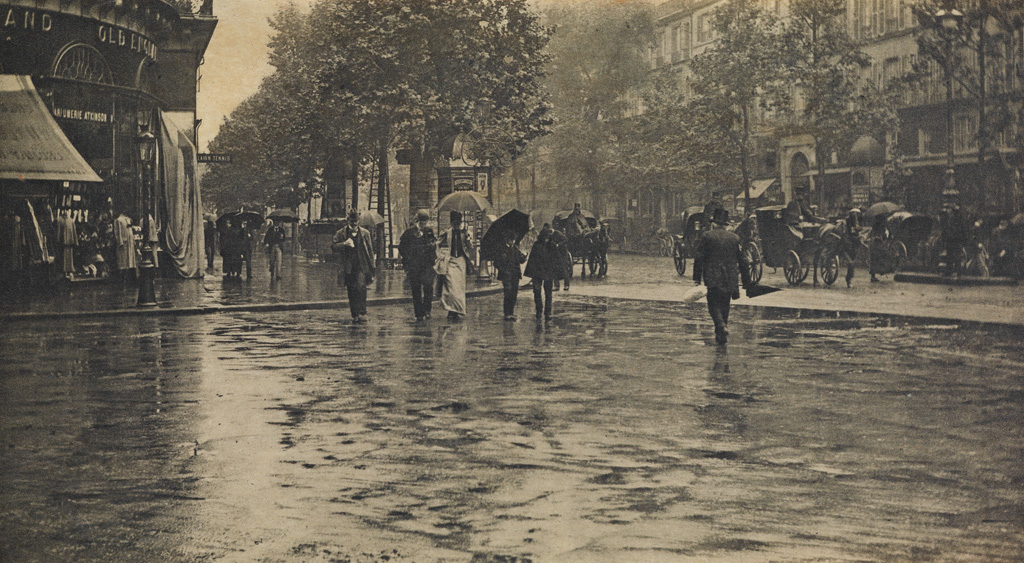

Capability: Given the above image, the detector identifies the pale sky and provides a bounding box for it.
[194,0,590,151]
[196,0,316,151]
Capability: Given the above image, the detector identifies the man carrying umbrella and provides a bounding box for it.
[332,209,375,323]
[693,208,751,345]
[397,209,437,321]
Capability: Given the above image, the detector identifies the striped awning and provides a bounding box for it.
[0,75,102,183]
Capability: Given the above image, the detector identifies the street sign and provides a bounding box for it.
[198,153,232,164]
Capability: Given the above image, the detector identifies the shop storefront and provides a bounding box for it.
[0,0,215,287]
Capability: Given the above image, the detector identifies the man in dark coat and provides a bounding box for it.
[702,191,724,231]
[397,209,437,321]
[332,209,376,323]
[693,208,752,345]
[525,223,566,320]
[494,231,527,320]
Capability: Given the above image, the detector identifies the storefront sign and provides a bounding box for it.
[3,8,53,33]
[51,106,110,123]
[198,153,232,164]
[98,24,157,61]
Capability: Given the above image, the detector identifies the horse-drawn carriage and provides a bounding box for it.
[886,211,933,270]
[750,205,827,286]
[552,209,609,279]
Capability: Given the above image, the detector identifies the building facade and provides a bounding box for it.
[0,0,216,287]
[650,0,1023,219]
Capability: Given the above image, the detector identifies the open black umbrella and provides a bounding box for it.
[480,209,531,261]
[267,209,299,223]
[216,211,263,231]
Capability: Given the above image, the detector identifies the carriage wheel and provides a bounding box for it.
[743,242,762,284]
[821,251,840,286]
[673,242,687,276]
[784,250,805,286]
[892,241,907,273]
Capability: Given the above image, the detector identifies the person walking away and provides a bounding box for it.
[868,213,890,282]
[239,219,254,279]
[494,231,527,320]
[397,209,437,321]
[113,212,136,282]
[939,190,969,278]
[693,208,751,345]
[841,208,862,287]
[264,219,287,281]
[437,211,476,321]
[57,209,77,279]
[332,209,375,323]
[550,227,571,291]
[220,220,241,278]
[525,223,563,321]
[204,217,217,270]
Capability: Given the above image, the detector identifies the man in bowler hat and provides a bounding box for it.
[332,209,375,323]
[693,207,751,344]
[398,209,437,321]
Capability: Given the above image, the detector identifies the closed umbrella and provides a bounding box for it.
[357,210,386,229]
[479,209,531,261]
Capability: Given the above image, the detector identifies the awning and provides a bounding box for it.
[0,75,102,183]
[738,178,778,200]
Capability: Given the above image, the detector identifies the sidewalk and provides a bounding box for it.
[2,252,1022,326]
[0,252,501,321]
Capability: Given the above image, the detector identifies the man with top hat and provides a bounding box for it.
[398,209,437,321]
[332,208,375,323]
[693,207,751,345]
[702,191,725,232]
[437,210,476,321]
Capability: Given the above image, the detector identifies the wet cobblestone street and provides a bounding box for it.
[2,293,1022,562]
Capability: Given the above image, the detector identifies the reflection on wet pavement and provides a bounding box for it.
[1,296,1022,561]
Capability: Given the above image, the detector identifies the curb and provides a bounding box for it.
[894,272,1018,286]
[0,285,506,323]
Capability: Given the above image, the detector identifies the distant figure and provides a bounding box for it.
[332,209,375,323]
[525,223,564,321]
[113,212,136,279]
[565,202,589,237]
[868,213,890,282]
[841,208,862,287]
[264,219,287,281]
[693,208,751,345]
[204,217,217,270]
[494,231,527,321]
[437,210,476,321]
[56,209,77,278]
[398,209,437,321]
[939,190,969,278]
[702,191,724,231]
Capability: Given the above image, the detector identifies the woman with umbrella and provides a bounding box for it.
[437,210,476,321]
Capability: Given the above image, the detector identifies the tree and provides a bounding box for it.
[689,0,791,208]
[913,0,1024,211]
[784,0,900,212]
[536,0,655,211]
[304,0,552,207]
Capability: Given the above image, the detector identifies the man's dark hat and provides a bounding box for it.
[450,210,463,223]
[711,207,729,225]
[347,208,360,221]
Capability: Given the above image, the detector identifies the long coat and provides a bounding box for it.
[494,243,527,282]
[397,225,437,283]
[332,225,375,284]
[693,227,751,296]
[525,230,569,281]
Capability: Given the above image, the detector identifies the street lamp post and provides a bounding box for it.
[136,129,158,307]
[935,8,964,197]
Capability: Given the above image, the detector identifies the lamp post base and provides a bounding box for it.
[137,247,158,307]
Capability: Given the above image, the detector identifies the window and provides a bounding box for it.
[954,115,977,153]
[671,25,679,53]
[51,44,113,85]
